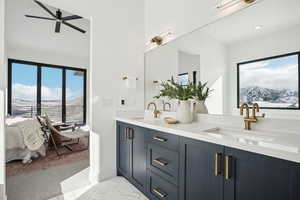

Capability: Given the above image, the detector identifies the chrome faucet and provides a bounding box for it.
[163,102,171,111]
[147,102,160,118]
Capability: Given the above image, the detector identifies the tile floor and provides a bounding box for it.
[50,177,148,200]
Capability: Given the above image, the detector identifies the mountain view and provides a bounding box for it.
[239,54,299,108]
[12,97,84,123]
[240,86,299,108]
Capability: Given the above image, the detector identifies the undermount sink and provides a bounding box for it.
[130,116,161,123]
[203,127,274,142]
[203,127,298,153]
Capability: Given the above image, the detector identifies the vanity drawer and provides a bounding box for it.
[148,171,178,200]
[148,130,179,151]
[148,144,179,184]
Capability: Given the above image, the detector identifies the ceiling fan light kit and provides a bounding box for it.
[25,0,86,34]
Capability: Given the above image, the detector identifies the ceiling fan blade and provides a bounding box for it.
[55,21,61,33]
[62,21,86,33]
[34,0,57,18]
[61,15,82,21]
[25,15,55,20]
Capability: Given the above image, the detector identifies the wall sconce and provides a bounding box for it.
[122,76,138,89]
[216,0,255,10]
[151,36,163,46]
[146,29,173,50]
[122,76,138,81]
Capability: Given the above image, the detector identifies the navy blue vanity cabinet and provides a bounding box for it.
[179,137,224,200]
[117,122,131,179]
[117,122,147,193]
[117,123,300,200]
[223,147,300,200]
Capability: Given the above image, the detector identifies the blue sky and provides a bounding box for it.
[261,55,298,69]
[240,54,299,91]
[12,63,83,101]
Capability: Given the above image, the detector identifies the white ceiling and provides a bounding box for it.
[202,0,300,44]
[6,0,90,59]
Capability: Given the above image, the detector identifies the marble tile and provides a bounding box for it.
[74,177,148,200]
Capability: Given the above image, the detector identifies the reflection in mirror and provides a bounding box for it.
[145,0,300,119]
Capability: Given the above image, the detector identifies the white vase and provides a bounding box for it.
[176,100,192,123]
[194,100,208,114]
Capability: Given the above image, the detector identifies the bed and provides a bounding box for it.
[6,116,47,163]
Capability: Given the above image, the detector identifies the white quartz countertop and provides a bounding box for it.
[115,114,300,164]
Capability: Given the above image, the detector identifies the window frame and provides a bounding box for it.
[237,51,300,110]
[8,59,87,124]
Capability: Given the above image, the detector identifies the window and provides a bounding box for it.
[10,62,37,117]
[8,59,87,124]
[177,73,189,86]
[66,69,85,124]
[237,52,300,109]
[41,67,63,122]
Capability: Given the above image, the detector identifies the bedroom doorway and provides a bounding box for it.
[5,0,91,199]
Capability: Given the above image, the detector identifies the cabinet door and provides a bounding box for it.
[224,147,300,200]
[131,126,147,192]
[180,138,224,200]
[117,123,131,179]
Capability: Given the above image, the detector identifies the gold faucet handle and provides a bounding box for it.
[154,110,160,118]
[257,113,266,118]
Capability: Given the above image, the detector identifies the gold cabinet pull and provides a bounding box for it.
[225,155,233,180]
[153,159,168,166]
[128,128,134,140]
[153,188,167,198]
[214,153,222,176]
[153,136,168,142]
[125,128,129,139]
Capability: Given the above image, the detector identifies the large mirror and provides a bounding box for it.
[145,0,300,119]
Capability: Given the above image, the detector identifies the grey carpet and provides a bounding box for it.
[6,160,89,200]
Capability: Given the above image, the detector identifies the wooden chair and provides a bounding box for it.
[43,114,90,156]
[36,115,60,156]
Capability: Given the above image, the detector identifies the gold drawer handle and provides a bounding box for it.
[225,155,233,180]
[214,153,222,176]
[153,136,168,142]
[153,159,168,166]
[153,188,167,198]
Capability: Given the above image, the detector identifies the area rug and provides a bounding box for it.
[6,139,89,177]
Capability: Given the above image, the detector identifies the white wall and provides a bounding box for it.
[227,25,300,119]
[7,46,89,69]
[0,0,145,197]
[37,0,145,184]
[0,0,6,198]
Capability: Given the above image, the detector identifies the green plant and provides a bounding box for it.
[154,77,194,101]
[193,81,212,101]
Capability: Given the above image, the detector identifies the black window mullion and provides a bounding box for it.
[7,60,12,115]
[62,69,66,123]
[8,59,87,124]
[83,70,87,124]
[37,65,42,116]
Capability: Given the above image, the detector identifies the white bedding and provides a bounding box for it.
[6,117,46,163]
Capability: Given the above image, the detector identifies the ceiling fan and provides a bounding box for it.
[25,0,86,34]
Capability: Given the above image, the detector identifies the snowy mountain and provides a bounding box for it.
[240,86,298,108]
